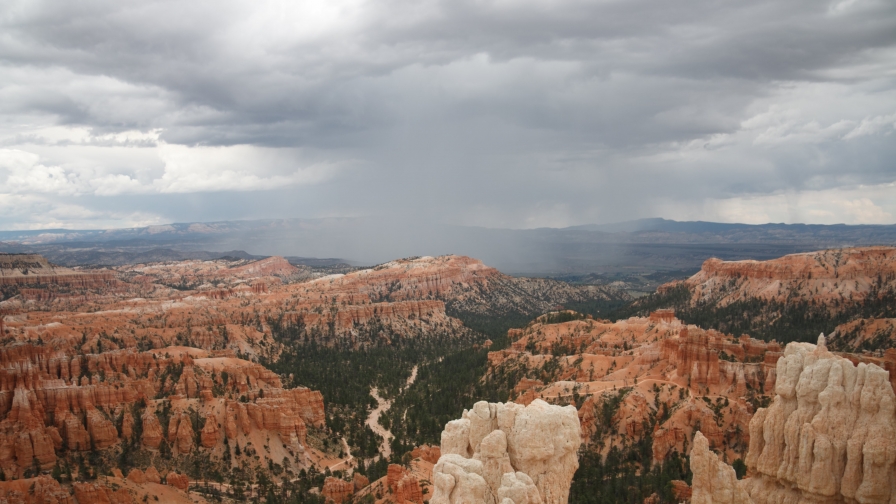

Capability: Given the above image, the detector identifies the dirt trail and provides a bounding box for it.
[366,365,418,460]
[328,437,354,472]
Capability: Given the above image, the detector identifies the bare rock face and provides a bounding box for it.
[73,481,134,504]
[691,335,896,504]
[411,444,441,464]
[126,468,145,484]
[173,414,194,454]
[200,413,219,448]
[388,464,425,504]
[671,480,692,501]
[691,432,752,504]
[352,473,369,492]
[166,471,189,491]
[433,455,489,503]
[681,247,896,309]
[322,476,354,504]
[140,412,163,449]
[86,408,118,450]
[0,475,74,504]
[144,466,161,484]
[432,399,581,504]
[120,411,134,441]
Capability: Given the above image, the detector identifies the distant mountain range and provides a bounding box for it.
[1,218,894,276]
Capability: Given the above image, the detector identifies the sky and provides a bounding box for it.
[0,0,895,231]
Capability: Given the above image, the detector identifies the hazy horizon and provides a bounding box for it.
[1,0,895,232]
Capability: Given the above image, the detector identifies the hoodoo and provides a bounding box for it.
[691,334,896,504]
[432,399,581,504]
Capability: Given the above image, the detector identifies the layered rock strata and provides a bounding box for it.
[322,476,354,504]
[674,247,896,309]
[432,399,581,504]
[0,341,324,478]
[488,312,780,464]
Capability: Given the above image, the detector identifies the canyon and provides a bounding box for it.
[0,252,623,503]
[487,311,781,464]
[2,246,896,503]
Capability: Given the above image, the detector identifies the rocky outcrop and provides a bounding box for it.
[140,411,163,449]
[322,476,354,504]
[352,473,369,492]
[200,413,219,448]
[492,312,776,467]
[691,335,896,504]
[72,481,133,504]
[671,480,692,501]
[144,466,161,484]
[120,411,133,441]
[411,444,442,464]
[677,247,896,310]
[0,475,73,504]
[0,254,116,289]
[388,464,425,504]
[691,431,752,504]
[127,469,145,484]
[433,399,581,504]
[166,471,189,491]
[222,256,300,279]
[86,408,118,449]
[661,326,780,393]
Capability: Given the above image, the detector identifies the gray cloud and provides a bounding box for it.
[0,0,894,232]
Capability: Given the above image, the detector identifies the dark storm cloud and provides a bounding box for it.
[0,0,895,231]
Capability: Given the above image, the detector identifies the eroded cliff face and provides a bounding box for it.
[0,253,627,501]
[351,445,439,503]
[431,399,581,504]
[691,431,752,504]
[488,312,780,464]
[0,254,119,306]
[1,255,622,358]
[672,247,896,310]
[691,336,896,504]
[0,341,325,480]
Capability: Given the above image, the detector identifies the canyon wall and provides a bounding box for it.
[489,312,780,464]
[0,341,324,479]
[671,247,896,310]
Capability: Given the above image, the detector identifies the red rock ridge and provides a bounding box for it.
[488,312,780,465]
[676,247,896,308]
[0,341,325,478]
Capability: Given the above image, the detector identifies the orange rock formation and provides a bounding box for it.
[488,312,781,465]
[669,247,896,309]
[322,476,354,503]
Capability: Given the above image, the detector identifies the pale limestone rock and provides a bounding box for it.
[690,432,752,504]
[691,337,896,504]
[433,399,580,504]
[441,418,472,457]
[431,454,489,504]
[479,430,514,498]
[497,472,542,504]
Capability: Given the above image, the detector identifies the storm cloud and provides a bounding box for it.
[0,0,894,230]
